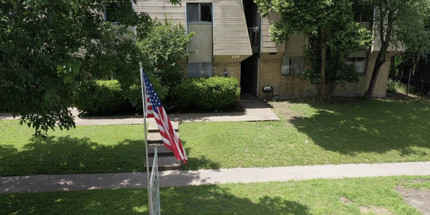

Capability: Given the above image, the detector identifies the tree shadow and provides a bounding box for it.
[0,185,311,215]
[181,146,221,171]
[288,99,430,155]
[0,136,148,176]
[161,185,311,215]
[0,136,221,181]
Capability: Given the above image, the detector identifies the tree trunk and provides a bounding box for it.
[364,5,393,99]
[407,67,412,95]
[407,55,420,95]
[389,56,395,78]
[319,31,330,102]
[364,52,386,99]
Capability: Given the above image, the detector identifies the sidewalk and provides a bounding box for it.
[2,161,430,193]
[72,93,279,126]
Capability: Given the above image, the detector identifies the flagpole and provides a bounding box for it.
[140,67,152,215]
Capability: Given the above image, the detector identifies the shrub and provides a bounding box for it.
[74,80,133,116]
[171,77,240,112]
[123,72,169,113]
[137,17,193,94]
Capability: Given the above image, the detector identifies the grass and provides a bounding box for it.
[1,176,427,215]
[0,120,147,176]
[182,99,430,170]
[1,98,429,176]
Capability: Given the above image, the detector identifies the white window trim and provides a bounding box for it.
[186,2,213,23]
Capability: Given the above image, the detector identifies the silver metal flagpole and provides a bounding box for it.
[139,67,152,215]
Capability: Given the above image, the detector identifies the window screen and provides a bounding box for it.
[187,3,212,23]
[282,56,303,75]
[188,62,213,77]
[347,57,366,73]
[187,3,199,22]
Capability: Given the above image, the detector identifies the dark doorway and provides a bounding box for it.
[241,0,261,95]
[241,53,259,95]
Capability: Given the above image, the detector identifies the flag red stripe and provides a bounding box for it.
[142,69,187,164]
[154,107,187,163]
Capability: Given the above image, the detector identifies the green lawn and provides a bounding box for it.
[182,99,430,170]
[1,176,428,215]
[0,121,146,176]
[1,99,429,176]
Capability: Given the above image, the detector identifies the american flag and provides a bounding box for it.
[145,91,154,118]
[142,69,188,164]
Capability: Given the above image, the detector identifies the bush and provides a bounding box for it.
[74,80,133,116]
[123,72,169,113]
[171,77,240,112]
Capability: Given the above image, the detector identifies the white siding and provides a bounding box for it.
[136,0,252,58]
[212,0,252,56]
[261,13,285,53]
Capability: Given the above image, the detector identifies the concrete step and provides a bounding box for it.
[147,144,174,156]
[145,156,181,170]
[146,132,180,144]
[148,122,178,132]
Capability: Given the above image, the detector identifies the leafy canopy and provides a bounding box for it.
[256,0,372,100]
[364,0,430,98]
[0,0,179,134]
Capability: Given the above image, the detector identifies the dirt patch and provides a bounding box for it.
[359,205,392,215]
[339,196,354,204]
[397,186,430,215]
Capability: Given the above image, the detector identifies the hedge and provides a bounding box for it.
[74,80,134,116]
[75,77,240,115]
[170,76,240,112]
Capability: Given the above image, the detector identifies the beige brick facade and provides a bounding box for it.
[257,51,398,99]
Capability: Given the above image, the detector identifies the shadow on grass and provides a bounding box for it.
[0,136,221,178]
[182,146,221,171]
[288,99,430,155]
[0,136,147,176]
[162,185,311,214]
[0,185,310,215]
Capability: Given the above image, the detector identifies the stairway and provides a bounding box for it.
[145,122,182,170]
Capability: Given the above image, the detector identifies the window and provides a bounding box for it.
[104,1,133,23]
[353,1,373,22]
[188,62,213,77]
[347,57,367,73]
[104,2,120,23]
[187,3,212,23]
[281,56,303,75]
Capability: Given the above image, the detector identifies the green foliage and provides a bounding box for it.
[256,0,372,100]
[0,0,145,134]
[365,0,430,98]
[0,0,182,134]
[74,80,133,116]
[171,77,240,111]
[387,79,410,94]
[137,17,193,93]
[123,72,169,112]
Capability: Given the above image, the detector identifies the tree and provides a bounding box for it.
[256,0,371,101]
[122,17,194,110]
[138,18,194,96]
[0,0,179,134]
[364,0,430,99]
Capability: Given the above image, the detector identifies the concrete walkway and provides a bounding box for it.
[0,94,279,124]
[71,93,279,126]
[2,161,430,193]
